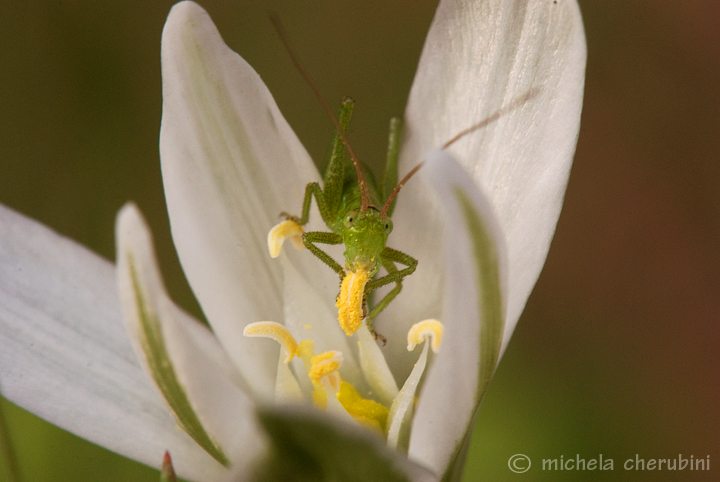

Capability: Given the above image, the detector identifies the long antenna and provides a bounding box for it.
[269,14,370,213]
[442,88,540,149]
[380,162,424,217]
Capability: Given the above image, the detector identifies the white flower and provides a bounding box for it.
[0,0,585,481]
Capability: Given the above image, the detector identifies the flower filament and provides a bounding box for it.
[243,318,443,445]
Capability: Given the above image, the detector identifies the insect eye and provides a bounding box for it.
[344,211,358,229]
[384,219,393,234]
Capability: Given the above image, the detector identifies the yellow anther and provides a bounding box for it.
[407,319,444,353]
[336,267,369,336]
[243,321,298,363]
[308,350,342,393]
[308,351,342,382]
[267,220,305,258]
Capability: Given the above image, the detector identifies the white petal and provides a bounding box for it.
[160,1,324,399]
[0,205,224,481]
[408,151,508,477]
[392,0,586,359]
[356,324,399,406]
[116,204,267,474]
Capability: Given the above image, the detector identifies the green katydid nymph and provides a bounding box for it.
[268,97,422,340]
[265,17,423,341]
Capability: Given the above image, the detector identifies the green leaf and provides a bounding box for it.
[252,406,436,482]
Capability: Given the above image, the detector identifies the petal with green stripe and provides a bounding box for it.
[116,203,266,473]
[408,150,508,480]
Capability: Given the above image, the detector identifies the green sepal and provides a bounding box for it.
[159,451,178,482]
[252,406,435,482]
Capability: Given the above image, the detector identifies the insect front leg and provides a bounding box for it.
[302,231,345,280]
[364,246,418,331]
[282,182,335,227]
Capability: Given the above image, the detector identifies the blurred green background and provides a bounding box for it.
[1,1,718,481]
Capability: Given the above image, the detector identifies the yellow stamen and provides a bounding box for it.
[243,321,298,363]
[308,351,343,408]
[308,350,343,389]
[407,319,444,353]
[245,321,392,433]
[337,381,389,433]
[292,339,330,408]
[336,267,369,336]
[267,220,305,258]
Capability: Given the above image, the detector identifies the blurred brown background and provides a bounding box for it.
[1,1,718,481]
